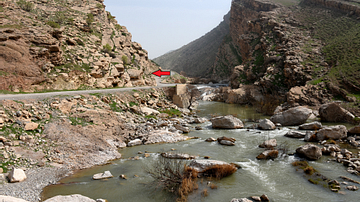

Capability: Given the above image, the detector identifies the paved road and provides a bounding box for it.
[0,76,175,101]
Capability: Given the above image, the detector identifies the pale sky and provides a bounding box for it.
[104,0,231,59]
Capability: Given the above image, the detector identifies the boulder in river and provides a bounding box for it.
[205,137,216,142]
[194,117,208,123]
[161,152,196,159]
[127,139,142,147]
[319,103,355,123]
[93,171,113,180]
[217,136,236,146]
[8,168,26,183]
[299,122,322,130]
[211,115,244,129]
[349,126,360,134]
[270,106,312,126]
[296,144,322,160]
[316,125,347,141]
[43,194,96,202]
[285,131,306,138]
[0,196,30,202]
[259,139,277,148]
[256,150,279,160]
[258,119,276,130]
[188,159,237,178]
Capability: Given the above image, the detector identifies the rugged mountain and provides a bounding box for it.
[211,0,360,106]
[153,12,230,77]
[0,0,157,92]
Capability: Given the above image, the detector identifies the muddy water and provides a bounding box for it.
[42,101,359,202]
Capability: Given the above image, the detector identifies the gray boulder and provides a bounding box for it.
[92,171,113,180]
[259,139,277,148]
[217,136,236,146]
[270,106,312,126]
[127,139,142,147]
[230,198,253,202]
[299,121,322,130]
[188,160,235,173]
[284,131,306,138]
[316,125,347,141]
[319,103,355,123]
[258,119,276,130]
[43,194,96,202]
[296,144,322,160]
[211,115,244,129]
[8,168,26,183]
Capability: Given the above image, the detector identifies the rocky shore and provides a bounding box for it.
[0,87,202,201]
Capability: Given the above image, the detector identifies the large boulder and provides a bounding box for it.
[299,122,322,130]
[140,107,159,115]
[211,115,244,129]
[296,144,322,160]
[316,125,347,141]
[0,196,30,202]
[43,194,96,202]
[127,69,142,79]
[319,103,355,123]
[256,150,279,160]
[349,126,360,134]
[8,168,27,183]
[174,124,190,133]
[127,139,142,147]
[270,106,312,126]
[217,136,236,146]
[92,171,113,180]
[259,139,277,148]
[258,119,276,130]
[188,159,237,175]
[284,131,306,138]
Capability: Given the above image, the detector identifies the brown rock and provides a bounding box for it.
[24,122,39,131]
[296,144,322,160]
[319,103,355,123]
[256,150,279,160]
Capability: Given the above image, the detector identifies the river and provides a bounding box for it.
[42,101,359,202]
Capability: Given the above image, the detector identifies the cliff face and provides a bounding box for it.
[0,0,157,92]
[153,12,230,77]
[210,0,360,106]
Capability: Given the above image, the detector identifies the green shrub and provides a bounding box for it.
[122,55,128,64]
[160,109,182,117]
[47,21,60,28]
[102,43,112,53]
[129,101,138,107]
[115,24,122,31]
[86,13,94,25]
[17,0,33,12]
[96,3,103,9]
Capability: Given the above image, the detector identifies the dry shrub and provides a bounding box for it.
[202,164,237,179]
[292,161,316,175]
[268,150,279,159]
[201,189,208,197]
[210,183,218,189]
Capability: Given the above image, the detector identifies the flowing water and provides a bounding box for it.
[42,101,360,202]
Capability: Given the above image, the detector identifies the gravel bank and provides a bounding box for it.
[0,167,70,202]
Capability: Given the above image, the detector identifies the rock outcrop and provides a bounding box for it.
[211,115,244,129]
[270,106,312,126]
[0,0,157,92]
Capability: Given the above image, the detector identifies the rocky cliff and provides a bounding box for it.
[153,12,230,77]
[0,0,157,92]
[209,0,360,109]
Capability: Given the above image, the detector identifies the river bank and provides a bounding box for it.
[0,87,201,201]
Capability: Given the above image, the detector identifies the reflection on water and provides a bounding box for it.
[42,101,360,202]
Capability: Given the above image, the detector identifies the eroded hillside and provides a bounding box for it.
[0,0,157,92]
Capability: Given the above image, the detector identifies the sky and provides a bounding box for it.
[104,0,231,59]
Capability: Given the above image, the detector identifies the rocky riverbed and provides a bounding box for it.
[0,87,202,201]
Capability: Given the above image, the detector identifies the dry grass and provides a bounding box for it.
[210,183,218,189]
[292,161,316,175]
[201,164,237,179]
